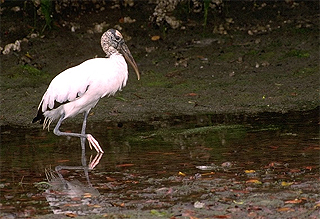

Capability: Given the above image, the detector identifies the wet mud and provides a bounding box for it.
[0,1,319,127]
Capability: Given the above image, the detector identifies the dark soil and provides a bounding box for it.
[0,1,319,127]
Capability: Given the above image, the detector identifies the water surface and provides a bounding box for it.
[1,109,319,218]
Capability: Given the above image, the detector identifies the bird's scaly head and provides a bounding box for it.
[101,29,140,80]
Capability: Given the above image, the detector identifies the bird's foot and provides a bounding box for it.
[88,153,103,170]
[87,134,104,153]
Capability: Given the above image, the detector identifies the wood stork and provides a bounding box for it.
[32,29,140,154]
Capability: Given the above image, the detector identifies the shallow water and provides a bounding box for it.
[0,109,319,218]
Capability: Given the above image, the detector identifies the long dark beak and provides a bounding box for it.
[120,43,140,80]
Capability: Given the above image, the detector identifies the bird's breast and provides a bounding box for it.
[87,56,128,96]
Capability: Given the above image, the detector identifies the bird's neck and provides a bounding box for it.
[105,47,120,58]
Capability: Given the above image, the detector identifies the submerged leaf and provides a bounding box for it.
[196,165,215,170]
[150,209,167,216]
[65,213,77,218]
[233,200,244,205]
[201,172,215,176]
[285,199,302,204]
[246,179,262,184]
[245,170,255,173]
[281,181,293,186]
[194,201,205,208]
[83,193,92,198]
[116,163,134,167]
[277,207,295,212]
[213,215,231,218]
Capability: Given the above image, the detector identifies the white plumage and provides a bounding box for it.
[41,57,128,121]
[33,29,140,153]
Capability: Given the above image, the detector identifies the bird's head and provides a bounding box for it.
[101,29,140,80]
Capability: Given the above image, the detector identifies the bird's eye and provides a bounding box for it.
[114,30,122,41]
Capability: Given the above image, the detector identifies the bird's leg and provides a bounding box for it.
[88,153,103,170]
[80,144,92,187]
[80,135,86,152]
[87,134,104,153]
[81,111,89,135]
[80,111,89,152]
[82,111,104,154]
[53,114,104,153]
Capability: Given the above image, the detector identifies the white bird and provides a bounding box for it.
[32,29,140,154]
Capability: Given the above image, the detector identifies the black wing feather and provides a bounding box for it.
[32,100,70,124]
[32,85,89,124]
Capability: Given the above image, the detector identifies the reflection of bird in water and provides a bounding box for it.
[44,167,100,215]
[32,29,140,154]
[45,167,99,198]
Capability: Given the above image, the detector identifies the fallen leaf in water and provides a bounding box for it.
[166,187,173,195]
[245,170,255,173]
[125,180,139,184]
[65,213,77,218]
[201,172,215,176]
[150,209,167,216]
[87,204,102,208]
[214,215,231,218]
[110,202,125,207]
[194,201,205,208]
[305,166,313,170]
[269,146,279,149]
[64,203,81,207]
[267,162,282,168]
[285,199,302,204]
[57,159,70,163]
[248,206,262,210]
[231,189,249,194]
[196,165,215,170]
[281,181,293,186]
[83,193,92,198]
[221,162,232,168]
[116,163,134,167]
[106,176,116,181]
[246,179,262,184]
[181,209,197,218]
[290,168,300,173]
[277,207,295,212]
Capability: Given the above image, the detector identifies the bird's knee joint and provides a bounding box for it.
[53,128,60,136]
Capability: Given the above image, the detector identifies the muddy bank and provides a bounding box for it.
[1,1,319,127]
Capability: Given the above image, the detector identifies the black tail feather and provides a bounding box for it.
[32,100,69,124]
[32,104,45,124]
